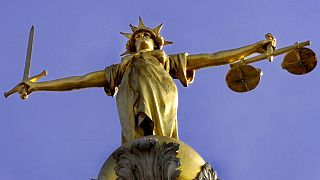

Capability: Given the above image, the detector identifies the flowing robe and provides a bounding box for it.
[104,50,195,144]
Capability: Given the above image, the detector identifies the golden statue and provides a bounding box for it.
[4,18,316,145]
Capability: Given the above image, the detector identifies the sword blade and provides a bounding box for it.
[23,26,34,80]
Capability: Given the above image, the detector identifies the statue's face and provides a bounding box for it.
[134,31,155,52]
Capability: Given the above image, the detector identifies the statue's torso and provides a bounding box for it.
[116,50,179,143]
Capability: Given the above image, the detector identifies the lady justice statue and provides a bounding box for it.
[5,18,316,179]
[5,17,277,143]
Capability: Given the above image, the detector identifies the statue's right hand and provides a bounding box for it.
[18,81,36,99]
[4,81,34,99]
[4,70,47,99]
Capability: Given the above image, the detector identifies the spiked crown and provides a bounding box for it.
[120,17,173,56]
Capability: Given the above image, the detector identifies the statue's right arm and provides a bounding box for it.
[26,70,107,93]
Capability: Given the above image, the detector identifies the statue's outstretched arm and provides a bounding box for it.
[22,70,107,95]
[187,39,274,70]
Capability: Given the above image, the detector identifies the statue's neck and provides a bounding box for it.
[137,49,153,53]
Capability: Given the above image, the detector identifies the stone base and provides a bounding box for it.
[96,135,219,180]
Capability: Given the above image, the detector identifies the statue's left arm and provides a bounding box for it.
[186,40,274,70]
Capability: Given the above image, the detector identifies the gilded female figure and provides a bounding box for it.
[13,18,275,144]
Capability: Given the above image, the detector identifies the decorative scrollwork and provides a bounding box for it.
[113,138,181,180]
[193,162,220,180]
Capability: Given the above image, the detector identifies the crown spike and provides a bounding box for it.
[120,32,132,39]
[153,23,163,34]
[130,24,138,32]
[138,16,146,29]
[164,40,173,45]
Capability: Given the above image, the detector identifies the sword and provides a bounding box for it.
[19,26,35,99]
[4,26,47,99]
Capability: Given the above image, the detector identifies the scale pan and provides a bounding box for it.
[226,64,262,93]
[282,48,317,75]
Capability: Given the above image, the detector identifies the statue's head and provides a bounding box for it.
[120,17,172,55]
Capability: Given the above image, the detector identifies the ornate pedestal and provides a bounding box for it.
[97,135,219,180]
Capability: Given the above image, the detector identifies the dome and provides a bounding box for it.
[96,135,216,180]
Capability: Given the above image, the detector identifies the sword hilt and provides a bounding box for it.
[29,70,48,82]
[4,84,22,98]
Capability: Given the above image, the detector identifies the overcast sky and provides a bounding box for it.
[1,0,319,180]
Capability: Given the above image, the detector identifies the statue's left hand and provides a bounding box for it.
[256,34,276,54]
[256,41,276,54]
